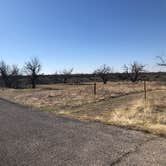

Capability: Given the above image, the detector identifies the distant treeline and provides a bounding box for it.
[37,72,166,84]
[1,57,166,89]
[0,72,166,88]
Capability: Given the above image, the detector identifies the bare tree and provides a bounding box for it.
[11,65,20,76]
[157,56,166,67]
[24,57,41,88]
[0,61,21,88]
[62,68,73,83]
[124,62,145,82]
[0,61,10,87]
[94,64,112,84]
[10,65,21,88]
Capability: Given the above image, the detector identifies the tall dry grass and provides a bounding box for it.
[0,82,166,136]
[0,81,166,109]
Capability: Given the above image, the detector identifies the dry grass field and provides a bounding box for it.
[0,81,166,136]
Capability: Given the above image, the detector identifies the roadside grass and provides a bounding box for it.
[52,91,166,137]
[0,81,165,107]
[0,81,166,137]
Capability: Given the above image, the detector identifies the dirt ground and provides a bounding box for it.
[0,81,166,136]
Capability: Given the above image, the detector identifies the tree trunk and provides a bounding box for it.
[103,79,107,84]
[32,77,36,89]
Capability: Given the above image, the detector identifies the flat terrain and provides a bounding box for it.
[1,82,166,108]
[0,82,166,136]
[56,90,166,136]
[0,98,166,166]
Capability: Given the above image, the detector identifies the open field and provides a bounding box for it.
[0,81,166,136]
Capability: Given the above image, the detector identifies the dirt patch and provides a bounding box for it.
[0,82,166,136]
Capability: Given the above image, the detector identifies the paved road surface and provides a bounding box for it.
[0,98,166,166]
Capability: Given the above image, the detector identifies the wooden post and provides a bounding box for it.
[144,80,147,101]
[94,82,96,95]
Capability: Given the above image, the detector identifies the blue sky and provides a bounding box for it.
[0,0,166,73]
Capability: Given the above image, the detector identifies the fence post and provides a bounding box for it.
[94,82,96,95]
[144,80,147,101]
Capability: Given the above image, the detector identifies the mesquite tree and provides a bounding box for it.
[94,64,112,84]
[0,61,20,88]
[124,62,145,82]
[24,57,41,88]
[0,61,10,87]
[62,68,73,83]
[157,56,166,67]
